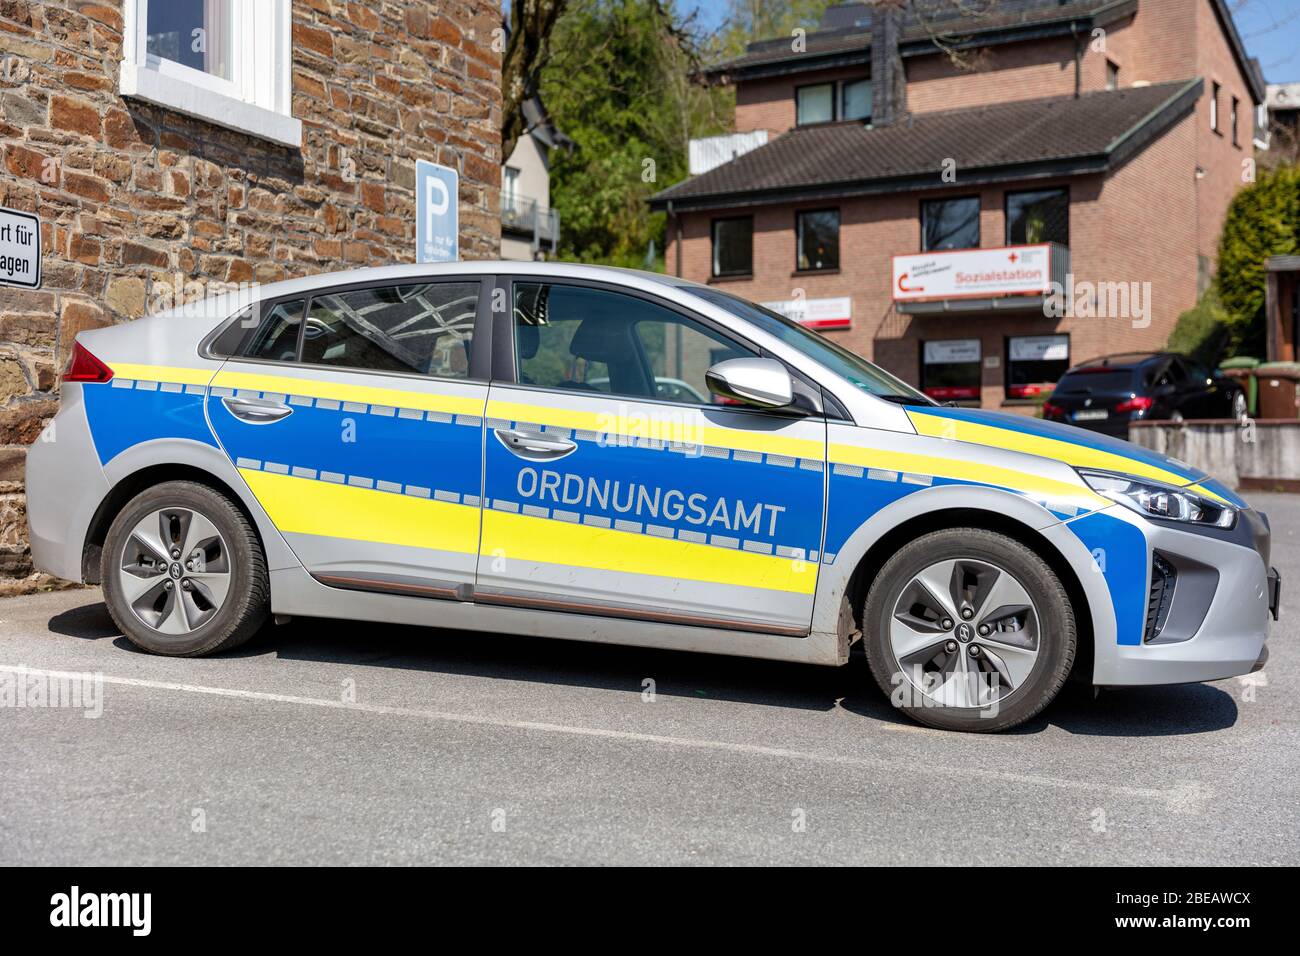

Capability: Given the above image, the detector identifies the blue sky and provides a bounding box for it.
[682,0,1300,83]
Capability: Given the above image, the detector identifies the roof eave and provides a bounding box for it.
[649,79,1202,214]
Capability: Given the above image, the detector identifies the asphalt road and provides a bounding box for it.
[2,493,1298,866]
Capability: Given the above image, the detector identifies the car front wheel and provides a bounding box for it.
[863,528,1076,732]
[102,481,269,657]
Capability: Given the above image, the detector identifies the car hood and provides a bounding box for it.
[904,404,1245,508]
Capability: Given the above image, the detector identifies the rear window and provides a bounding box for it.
[1056,368,1137,392]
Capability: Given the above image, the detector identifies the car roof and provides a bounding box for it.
[248,261,703,300]
[1068,351,1170,371]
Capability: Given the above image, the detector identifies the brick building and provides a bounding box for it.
[651,0,1264,409]
[0,0,502,588]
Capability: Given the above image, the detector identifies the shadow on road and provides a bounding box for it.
[48,599,1239,737]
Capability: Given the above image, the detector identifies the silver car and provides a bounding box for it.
[26,263,1280,731]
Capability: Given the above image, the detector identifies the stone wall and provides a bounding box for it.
[0,0,502,589]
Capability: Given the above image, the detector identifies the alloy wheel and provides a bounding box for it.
[889,558,1041,709]
[118,508,232,635]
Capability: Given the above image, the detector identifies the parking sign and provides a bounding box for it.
[0,206,41,289]
[416,160,459,264]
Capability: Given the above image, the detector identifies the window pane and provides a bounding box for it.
[796,84,834,125]
[1007,334,1069,398]
[688,287,930,403]
[147,0,233,80]
[635,318,752,404]
[246,299,304,362]
[712,217,753,276]
[797,209,840,271]
[922,340,982,402]
[842,79,872,121]
[514,282,754,402]
[922,197,980,251]
[1006,189,1069,246]
[301,282,478,377]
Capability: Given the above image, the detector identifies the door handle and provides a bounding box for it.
[494,427,577,460]
[222,395,293,424]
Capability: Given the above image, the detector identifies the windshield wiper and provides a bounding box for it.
[876,394,935,407]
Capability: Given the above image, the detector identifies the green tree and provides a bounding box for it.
[1216,164,1300,355]
[541,0,730,268]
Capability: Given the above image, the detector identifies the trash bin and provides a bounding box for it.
[1219,356,1260,416]
[1255,362,1300,419]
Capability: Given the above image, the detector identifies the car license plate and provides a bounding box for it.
[1073,409,1108,421]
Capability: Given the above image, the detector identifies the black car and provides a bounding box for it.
[1042,351,1248,437]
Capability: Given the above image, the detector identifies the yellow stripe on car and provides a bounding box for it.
[480,509,817,595]
[485,399,823,461]
[905,409,1228,503]
[213,369,486,418]
[828,441,1110,511]
[241,470,481,554]
[110,363,216,387]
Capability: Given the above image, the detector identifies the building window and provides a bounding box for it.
[922,196,980,251]
[1231,96,1240,146]
[842,79,872,121]
[1106,60,1119,90]
[922,339,981,402]
[1006,334,1070,399]
[711,217,753,277]
[1210,81,1220,132]
[796,83,835,125]
[1006,188,1069,246]
[503,166,520,208]
[796,209,840,272]
[120,0,300,147]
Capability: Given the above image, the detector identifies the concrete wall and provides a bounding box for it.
[1129,421,1300,492]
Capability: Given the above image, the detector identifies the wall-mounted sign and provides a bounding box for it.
[892,244,1054,303]
[0,207,41,289]
[1009,334,1069,362]
[923,338,980,365]
[416,160,458,264]
[760,295,852,330]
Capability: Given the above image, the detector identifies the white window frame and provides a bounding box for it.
[120,0,301,148]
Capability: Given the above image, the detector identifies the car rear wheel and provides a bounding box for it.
[102,481,269,657]
[863,528,1076,732]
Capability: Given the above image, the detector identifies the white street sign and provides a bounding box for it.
[0,207,41,289]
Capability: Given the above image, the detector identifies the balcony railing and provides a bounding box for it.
[501,193,560,253]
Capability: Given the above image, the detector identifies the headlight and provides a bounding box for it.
[1077,469,1237,529]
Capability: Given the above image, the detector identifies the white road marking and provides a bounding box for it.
[0,663,1203,811]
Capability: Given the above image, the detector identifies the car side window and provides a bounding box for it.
[301,282,478,378]
[246,299,305,362]
[513,281,755,403]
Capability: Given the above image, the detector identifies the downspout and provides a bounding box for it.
[669,200,682,278]
[1071,23,1082,98]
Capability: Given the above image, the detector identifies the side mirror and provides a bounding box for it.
[705,357,794,409]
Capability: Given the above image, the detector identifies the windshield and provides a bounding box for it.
[687,287,933,405]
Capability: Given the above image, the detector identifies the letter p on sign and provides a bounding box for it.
[416,160,459,264]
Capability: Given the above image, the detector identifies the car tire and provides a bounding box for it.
[862,528,1076,733]
[101,480,269,657]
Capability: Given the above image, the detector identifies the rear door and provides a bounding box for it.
[475,279,825,635]
[207,276,492,598]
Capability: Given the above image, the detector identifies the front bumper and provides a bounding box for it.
[1091,506,1274,687]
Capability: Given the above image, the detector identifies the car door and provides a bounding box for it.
[206,276,492,598]
[475,279,826,635]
